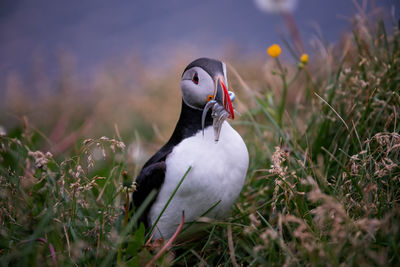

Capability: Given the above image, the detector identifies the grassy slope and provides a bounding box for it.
[1,16,399,266]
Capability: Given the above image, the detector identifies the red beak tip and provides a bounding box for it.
[220,80,235,119]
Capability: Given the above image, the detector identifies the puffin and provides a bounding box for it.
[132,58,249,240]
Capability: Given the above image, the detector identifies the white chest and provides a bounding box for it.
[149,122,249,239]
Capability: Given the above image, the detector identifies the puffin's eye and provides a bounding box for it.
[206,95,214,102]
[192,72,199,84]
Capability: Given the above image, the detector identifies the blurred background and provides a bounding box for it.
[1,0,398,81]
[0,0,398,162]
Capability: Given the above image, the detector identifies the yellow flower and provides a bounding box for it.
[267,44,281,58]
[300,53,309,64]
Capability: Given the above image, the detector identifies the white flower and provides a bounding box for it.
[28,150,52,169]
[254,0,298,13]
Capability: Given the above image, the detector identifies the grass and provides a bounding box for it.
[1,11,400,266]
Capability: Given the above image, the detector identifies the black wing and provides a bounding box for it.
[131,144,172,229]
[131,100,213,229]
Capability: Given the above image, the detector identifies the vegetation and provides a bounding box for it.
[1,10,399,266]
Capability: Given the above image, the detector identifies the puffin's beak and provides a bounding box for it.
[215,78,235,119]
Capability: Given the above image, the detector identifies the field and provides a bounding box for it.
[1,10,399,266]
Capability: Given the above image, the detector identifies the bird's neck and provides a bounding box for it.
[167,100,212,146]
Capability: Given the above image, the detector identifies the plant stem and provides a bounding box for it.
[276,58,288,127]
[117,191,130,264]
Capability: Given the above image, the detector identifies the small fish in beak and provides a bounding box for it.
[201,78,236,142]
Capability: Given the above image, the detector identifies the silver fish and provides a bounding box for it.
[201,91,236,142]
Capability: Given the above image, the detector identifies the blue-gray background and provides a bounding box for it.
[0,0,398,85]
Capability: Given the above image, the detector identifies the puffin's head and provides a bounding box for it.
[180,58,236,141]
